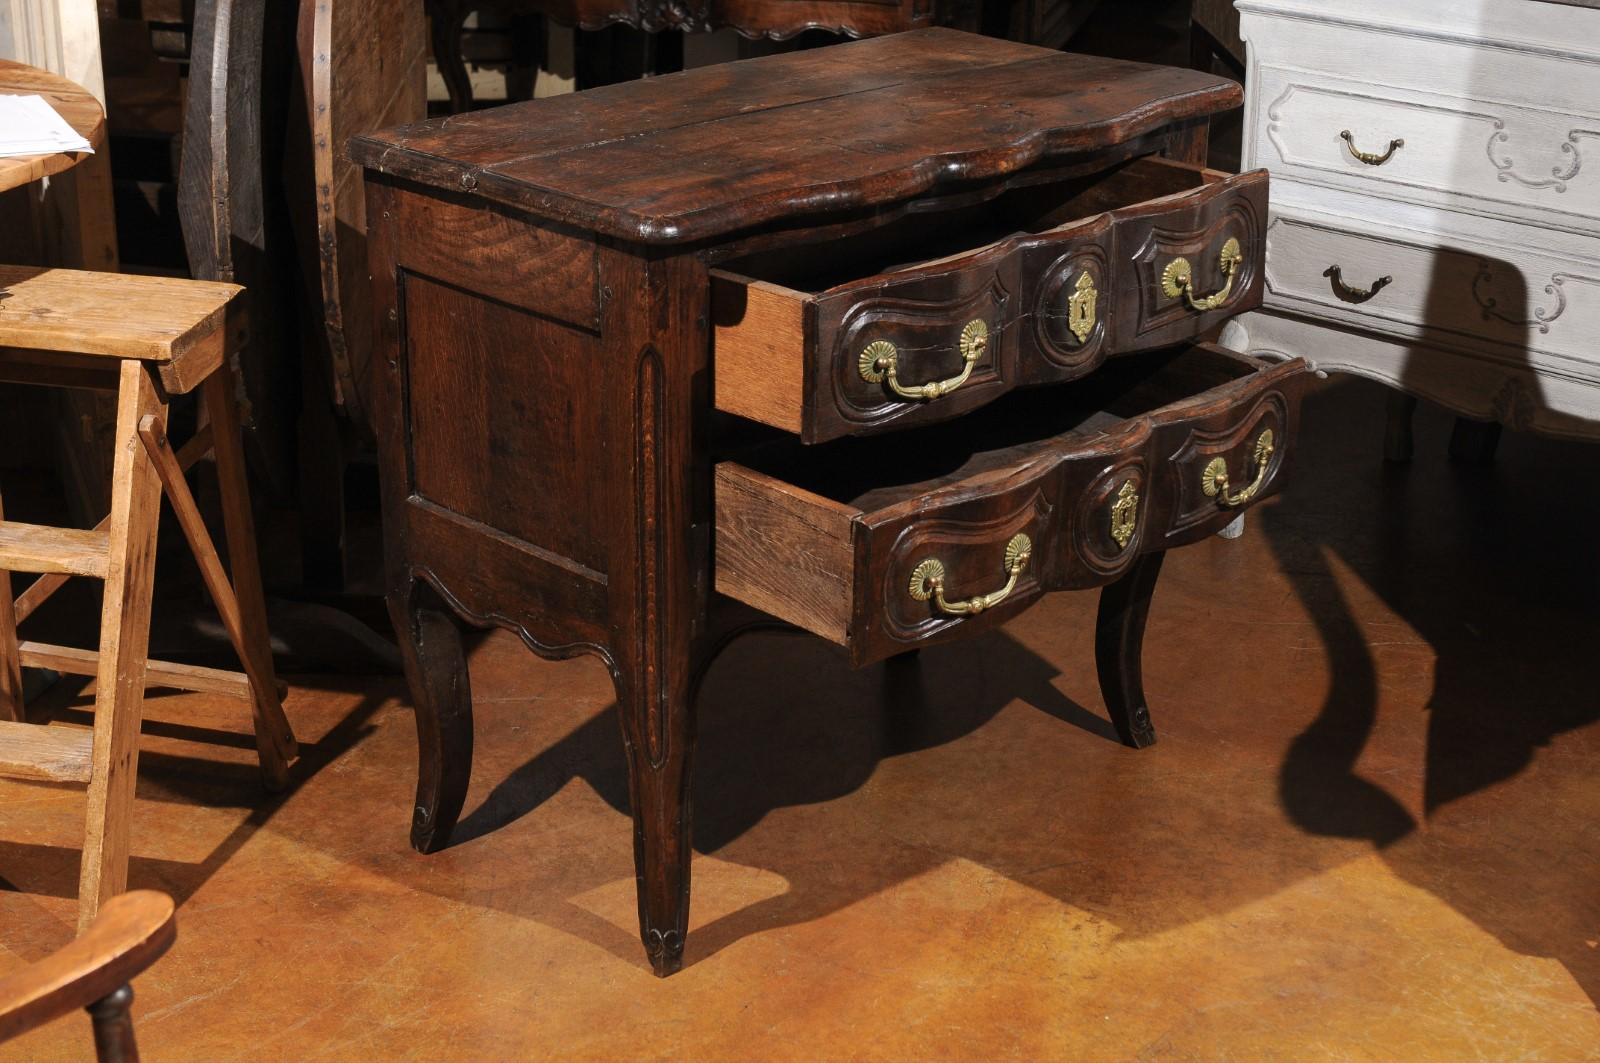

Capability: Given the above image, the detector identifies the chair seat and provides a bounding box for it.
[0,266,241,363]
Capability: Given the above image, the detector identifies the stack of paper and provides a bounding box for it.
[0,94,94,158]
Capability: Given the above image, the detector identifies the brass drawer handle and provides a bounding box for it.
[1323,265,1392,305]
[909,533,1032,617]
[1340,129,1404,166]
[859,319,988,400]
[1201,429,1275,507]
[1161,237,1243,313]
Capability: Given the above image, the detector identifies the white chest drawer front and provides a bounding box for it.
[1256,66,1600,236]
[1263,204,1600,378]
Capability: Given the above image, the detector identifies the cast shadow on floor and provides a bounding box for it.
[1260,377,1600,1004]
[0,675,394,953]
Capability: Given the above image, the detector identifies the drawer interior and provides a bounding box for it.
[717,155,1222,294]
[720,343,1261,514]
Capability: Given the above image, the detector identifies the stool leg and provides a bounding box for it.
[79,362,166,931]
[204,372,296,774]
[136,372,295,788]
[0,492,24,723]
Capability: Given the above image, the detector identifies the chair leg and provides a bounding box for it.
[0,492,24,723]
[79,362,167,932]
[87,984,139,1063]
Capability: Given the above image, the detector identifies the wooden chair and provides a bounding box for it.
[0,891,176,1062]
[0,265,296,931]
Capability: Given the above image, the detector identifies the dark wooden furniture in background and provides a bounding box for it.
[178,0,300,500]
[354,28,1308,975]
[0,891,176,1063]
[423,0,1105,112]
[284,0,429,585]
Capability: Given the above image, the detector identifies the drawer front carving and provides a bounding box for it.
[1115,175,1266,350]
[716,345,1309,666]
[1256,66,1600,234]
[713,160,1268,442]
[1157,392,1291,539]
[1263,206,1600,369]
[825,272,1013,425]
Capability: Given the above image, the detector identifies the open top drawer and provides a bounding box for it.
[715,343,1306,665]
[712,156,1268,443]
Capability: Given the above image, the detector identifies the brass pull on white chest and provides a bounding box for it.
[1340,129,1404,166]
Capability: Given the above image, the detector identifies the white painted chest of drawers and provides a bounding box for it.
[1222,0,1600,442]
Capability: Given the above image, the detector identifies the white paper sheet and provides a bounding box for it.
[0,94,94,158]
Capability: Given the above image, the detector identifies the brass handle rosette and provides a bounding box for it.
[1201,429,1276,508]
[1161,237,1244,313]
[908,533,1032,617]
[859,319,988,401]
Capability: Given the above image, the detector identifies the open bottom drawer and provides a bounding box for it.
[715,344,1308,665]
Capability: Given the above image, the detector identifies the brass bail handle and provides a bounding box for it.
[1324,265,1392,305]
[1340,129,1404,166]
[1161,237,1243,313]
[860,319,988,401]
[1201,429,1276,508]
[909,533,1032,617]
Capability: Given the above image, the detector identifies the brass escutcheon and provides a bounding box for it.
[1068,270,1098,344]
[1109,480,1139,549]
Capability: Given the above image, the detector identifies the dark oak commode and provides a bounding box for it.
[352,28,1308,977]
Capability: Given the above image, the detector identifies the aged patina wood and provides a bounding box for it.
[358,29,1289,977]
[352,29,1241,242]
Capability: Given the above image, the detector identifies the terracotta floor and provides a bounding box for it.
[1,375,1597,1060]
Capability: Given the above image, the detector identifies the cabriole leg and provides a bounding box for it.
[389,578,473,854]
[1095,550,1167,749]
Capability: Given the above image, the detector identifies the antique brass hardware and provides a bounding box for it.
[909,533,1032,616]
[1161,237,1243,312]
[1109,480,1139,549]
[1339,129,1404,166]
[1068,271,1098,343]
[1324,265,1392,305]
[859,319,988,400]
[1201,429,1275,507]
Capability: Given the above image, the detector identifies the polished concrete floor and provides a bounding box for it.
[1,374,1597,1060]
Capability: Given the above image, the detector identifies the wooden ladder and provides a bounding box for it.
[0,266,297,931]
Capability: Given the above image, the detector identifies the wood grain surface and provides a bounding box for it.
[353,29,1242,244]
[0,266,240,362]
[0,60,104,195]
[0,890,175,1044]
[0,721,93,783]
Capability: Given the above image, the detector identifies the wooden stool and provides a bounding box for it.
[0,265,296,931]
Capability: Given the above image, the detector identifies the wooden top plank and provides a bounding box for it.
[0,266,241,362]
[0,521,109,578]
[351,29,1241,244]
[0,60,105,195]
[0,720,93,783]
